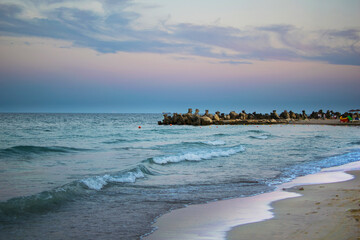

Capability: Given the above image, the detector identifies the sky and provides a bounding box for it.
[0,0,359,113]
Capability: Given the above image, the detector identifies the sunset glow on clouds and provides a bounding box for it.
[0,0,359,113]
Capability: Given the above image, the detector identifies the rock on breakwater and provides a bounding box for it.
[158,108,359,126]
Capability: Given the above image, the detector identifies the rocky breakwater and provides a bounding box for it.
[158,109,310,126]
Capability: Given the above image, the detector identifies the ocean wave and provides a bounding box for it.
[350,140,360,145]
[102,139,128,144]
[268,150,360,186]
[201,140,226,146]
[80,166,147,190]
[150,128,191,133]
[102,138,151,144]
[213,133,228,137]
[154,140,227,151]
[180,140,226,146]
[0,182,86,223]
[150,146,245,165]
[249,135,269,140]
[0,145,89,157]
[0,165,152,221]
[246,130,266,134]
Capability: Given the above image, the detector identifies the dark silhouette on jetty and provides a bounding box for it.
[158,108,359,126]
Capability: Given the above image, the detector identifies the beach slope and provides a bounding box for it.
[227,171,360,240]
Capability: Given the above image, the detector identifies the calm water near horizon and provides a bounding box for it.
[0,113,359,239]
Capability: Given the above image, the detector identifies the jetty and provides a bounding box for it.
[158,108,360,126]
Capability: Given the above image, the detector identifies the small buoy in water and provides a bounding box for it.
[216,126,218,128]
[138,126,141,129]
[200,127,202,128]
[170,124,172,126]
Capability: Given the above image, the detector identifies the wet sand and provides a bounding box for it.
[227,171,360,240]
[144,162,360,240]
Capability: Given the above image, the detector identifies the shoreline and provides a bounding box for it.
[144,161,360,240]
[227,169,360,240]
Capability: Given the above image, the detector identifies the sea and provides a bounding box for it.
[0,113,359,239]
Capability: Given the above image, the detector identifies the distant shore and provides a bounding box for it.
[227,171,360,240]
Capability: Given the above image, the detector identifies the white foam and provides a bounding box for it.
[80,169,145,190]
[81,175,109,190]
[107,171,145,183]
[202,140,226,146]
[152,146,245,164]
[251,135,268,140]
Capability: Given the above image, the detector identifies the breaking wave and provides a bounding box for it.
[0,165,152,222]
[267,150,360,186]
[150,146,245,165]
[154,140,227,151]
[80,166,149,191]
[200,140,226,146]
[180,140,226,146]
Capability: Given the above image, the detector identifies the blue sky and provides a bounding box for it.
[0,0,359,113]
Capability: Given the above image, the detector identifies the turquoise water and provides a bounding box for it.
[0,113,359,239]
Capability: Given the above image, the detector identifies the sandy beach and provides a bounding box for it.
[227,171,360,240]
[144,163,360,240]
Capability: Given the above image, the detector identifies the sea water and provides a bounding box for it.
[0,113,359,239]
